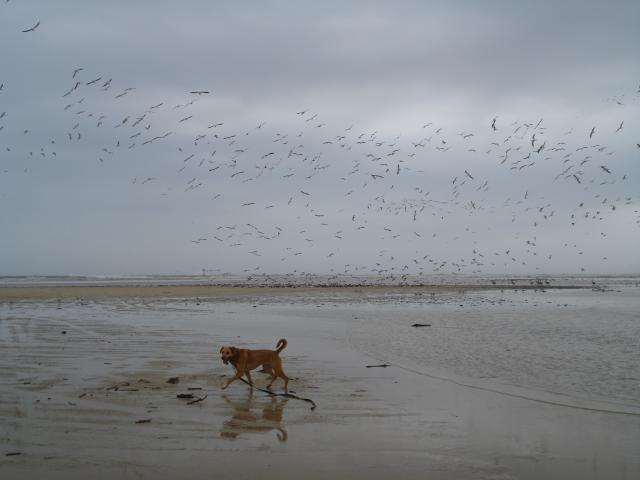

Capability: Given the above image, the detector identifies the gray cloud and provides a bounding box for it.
[1,1,639,276]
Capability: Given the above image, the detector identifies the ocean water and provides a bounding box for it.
[345,287,640,413]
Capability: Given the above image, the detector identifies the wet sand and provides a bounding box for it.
[1,287,638,479]
[0,281,589,301]
[0,284,313,300]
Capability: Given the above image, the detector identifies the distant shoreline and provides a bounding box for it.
[0,283,595,300]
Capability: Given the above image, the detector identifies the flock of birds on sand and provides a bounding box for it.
[2,16,640,283]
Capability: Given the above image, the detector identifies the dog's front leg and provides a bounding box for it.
[222,352,247,390]
[222,371,244,390]
[245,369,254,388]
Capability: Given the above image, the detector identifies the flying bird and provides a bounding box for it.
[21,21,40,33]
[86,76,102,85]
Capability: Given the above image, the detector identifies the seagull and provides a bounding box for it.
[589,127,595,139]
[86,76,102,85]
[615,121,623,133]
[21,21,40,33]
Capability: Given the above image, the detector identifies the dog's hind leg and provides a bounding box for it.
[280,371,289,393]
[260,363,274,376]
[267,366,289,393]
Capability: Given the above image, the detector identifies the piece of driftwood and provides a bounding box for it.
[187,394,207,405]
[366,364,391,368]
[106,381,130,391]
[166,377,180,384]
[5,452,22,456]
[238,377,316,410]
[135,419,151,424]
[177,393,195,399]
[411,323,431,327]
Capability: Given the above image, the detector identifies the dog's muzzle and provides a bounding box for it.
[222,357,229,365]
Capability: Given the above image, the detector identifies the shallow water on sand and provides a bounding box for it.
[346,287,640,412]
[3,286,637,411]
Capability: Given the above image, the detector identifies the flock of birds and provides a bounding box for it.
[2,15,639,282]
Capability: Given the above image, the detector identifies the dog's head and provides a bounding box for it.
[219,346,237,365]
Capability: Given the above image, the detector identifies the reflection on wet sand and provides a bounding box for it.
[220,391,288,442]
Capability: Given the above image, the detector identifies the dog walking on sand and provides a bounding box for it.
[220,338,290,392]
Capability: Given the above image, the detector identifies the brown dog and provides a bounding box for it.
[220,338,289,392]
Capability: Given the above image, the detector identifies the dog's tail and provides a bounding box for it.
[276,338,287,353]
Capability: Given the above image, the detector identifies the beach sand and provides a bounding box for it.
[1,286,638,479]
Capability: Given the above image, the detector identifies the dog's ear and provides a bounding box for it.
[219,347,224,354]
[230,346,239,357]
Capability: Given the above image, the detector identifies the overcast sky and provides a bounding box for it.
[1,1,639,277]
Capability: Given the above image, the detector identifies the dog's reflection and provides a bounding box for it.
[220,390,288,442]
